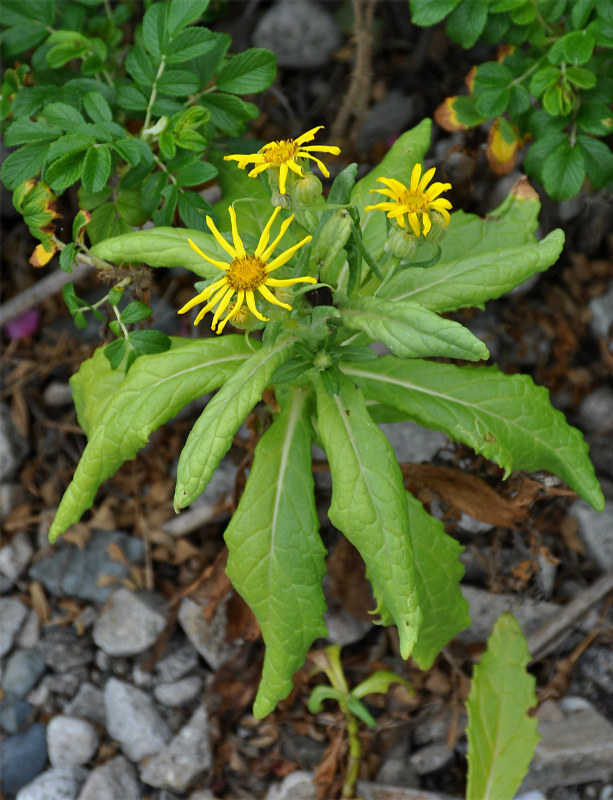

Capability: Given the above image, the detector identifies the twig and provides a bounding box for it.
[527,571,613,661]
[0,261,96,328]
[331,0,378,144]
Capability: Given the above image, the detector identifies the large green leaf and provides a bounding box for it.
[351,119,432,258]
[174,336,295,509]
[314,374,422,659]
[466,613,539,800]
[408,491,470,668]
[381,191,564,312]
[337,294,489,361]
[90,227,230,276]
[225,387,327,717]
[50,336,255,541]
[341,357,604,511]
[70,345,129,437]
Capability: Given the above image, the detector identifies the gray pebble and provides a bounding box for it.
[379,421,447,464]
[93,588,167,657]
[0,697,32,733]
[178,596,240,670]
[155,639,200,682]
[47,715,99,767]
[77,755,140,800]
[589,282,613,343]
[139,705,212,793]
[408,742,453,775]
[0,402,28,481]
[65,683,106,726]
[0,597,28,657]
[17,609,41,648]
[356,91,416,151]
[104,677,171,762]
[15,766,88,800]
[0,531,34,580]
[36,627,94,672]
[569,500,613,572]
[0,722,48,797]
[2,649,46,698]
[576,387,613,434]
[154,675,203,707]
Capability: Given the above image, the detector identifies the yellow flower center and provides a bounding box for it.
[261,139,298,165]
[400,190,430,212]
[226,255,267,291]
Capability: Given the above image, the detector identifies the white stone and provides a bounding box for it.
[77,755,140,800]
[0,530,34,579]
[154,675,203,707]
[104,678,171,762]
[139,705,212,793]
[47,715,99,767]
[569,499,613,571]
[178,595,240,670]
[15,766,87,800]
[93,588,167,657]
[0,597,28,657]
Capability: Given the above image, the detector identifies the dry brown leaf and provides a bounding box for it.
[313,727,345,800]
[106,542,129,565]
[173,538,201,565]
[560,515,586,554]
[29,580,50,623]
[97,573,119,588]
[62,523,90,550]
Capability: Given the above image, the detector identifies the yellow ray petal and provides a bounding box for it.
[432,197,453,210]
[279,163,289,194]
[265,234,312,272]
[375,176,406,196]
[265,275,317,287]
[216,290,245,334]
[301,153,329,177]
[300,145,342,155]
[211,287,235,330]
[418,167,436,192]
[408,212,421,236]
[228,206,246,258]
[294,125,324,145]
[421,211,432,236]
[426,181,452,198]
[410,163,422,192]
[248,163,271,178]
[246,290,269,322]
[287,159,304,176]
[364,201,398,212]
[178,277,227,314]
[205,216,238,260]
[255,207,282,258]
[258,283,292,310]
[187,238,229,271]
[194,283,231,324]
[261,214,295,262]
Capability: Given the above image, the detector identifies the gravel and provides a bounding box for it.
[153,675,204,707]
[93,588,167,657]
[14,766,87,800]
[0,597,28,658]
[104,677,171,762]
[47,716,99,767]
[0,722,48,797]
[77,755,140,800]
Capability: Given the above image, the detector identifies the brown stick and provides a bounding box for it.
[527,571,613,661]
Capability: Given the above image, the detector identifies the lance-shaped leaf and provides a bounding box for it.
[466,613,539,800]
[341,357,604,511]
[50,336,255,541]
[90,227,230,277]
[175,337,295,510]
[337,294,489,361]
[381,189,564,312]
[225,387,327,718]
[407,490,470,668]
[70,345,128,436]
[314,374,422,659]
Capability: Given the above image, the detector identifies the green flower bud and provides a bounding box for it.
[293,171,323,204]
[312,209,352,270]
[384,226,417,259]
[425,211,446,244]
[271,190,292,209]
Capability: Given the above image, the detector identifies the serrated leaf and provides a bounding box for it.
[45,150,85,193]
[152,184,178,227]
[157,69,200,97]
[174,337,295,509]
[90,226,230,276]
[225,387,327,717]
[4,119,62,147]
[314,373,422,660]
[446,0,488,47]
[167,0,210,34]
[166,27,217,63]
[543,140,586,200]
[406,491,470,668]
[200,92,259,135]
[175,160,217,187]
[142,1,168,59]
[578,135,613,187]
[337,295,489,361]
[117,85,148,111]
[113,138,142,166]
[177,192,214,231]
[59,243,76,273]
[81,145,112,193]
[380,191,564,312]
[41,101,85,127]
[216,48,277,94]
[125,45,156,87]
[410,0,462,26]
[127,329,171,355]
[0,143,49,189]
[466,613,539,800]
[50,336,256,540]
[104,338,127,370]
[341,357,604,511]
[120,301,152,324]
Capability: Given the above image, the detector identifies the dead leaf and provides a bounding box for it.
[313,727,345,800]
[107,542,129,565]
[29,580,50,623]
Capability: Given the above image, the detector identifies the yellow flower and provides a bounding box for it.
[223,126,341,194]
[364,164,452,237]
[178,206,316,333]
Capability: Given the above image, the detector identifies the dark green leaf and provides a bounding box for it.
[166,27,217,63]
[78,185,113,210]
[175,160,218,187]
[87,202,115,244]
[157,69,200,97]
[474,61,514,88]
[508,84,531,114]
[543,140,586,200]
[578,135,613,187]
[216,48,277,94]
[571,0,596,28]
[116,189,148,227]
[48,134,95,161]
[82,91,112,123]
[46,39,90,69]
[108,287,124,307]
[44,150,85,193]
[117,85,148,111]
[42,102,85,127]
[4,119,61,147]
[565,66,597,89]
[200,93,258,135]
[125,46,155,87]
[140,171,168,216]
[152,184,178,226]
[127,329,171,355]
[529,66,560,98]
[113,138,142,165]
[511,1,536,23]
[446,0,488,47]
[142,1,168,59]
[167,0,210,34]
[587,18,613,46]
[81,145,112,193]
[563,30,596,64]
[177,192,214,230]
[120,301,152,324]
[2,24,49,57]
[186,31,231,85]
[576,99,613,135]
[104,338,127,370]
[158,131,177,160]
[59,242,76,273]
[475,88,510,117]
[409,0,462,25]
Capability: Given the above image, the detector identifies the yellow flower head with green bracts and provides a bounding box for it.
[364,163,452,237]
[223,126,341,195]
[178,206,316,334]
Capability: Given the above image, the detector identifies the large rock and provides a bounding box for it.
[104,678,171,762]
[139,705,212,793]
[36,626,94,672]
[77,755,140,800]
[153,675,203,707]
[47,715,99,767]
[93,588,167,657]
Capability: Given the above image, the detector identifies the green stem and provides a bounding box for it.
[184,84,216,106]
[143,55,167,133]
[341,712,361,799]
[153,153,179,186]
[112,303,131,339]
[509,53,547,88]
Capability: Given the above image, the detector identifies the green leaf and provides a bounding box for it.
[175,159,217,187]
[337,295,489,361]
[117,85,148,111]
[571,0,596,29]
[46,37,90,69]
[529,66,560,98]
[565,66,597,89]
[45,150,85,194]
[200,92,259,135]
[352,119,432,259]
[523,133,567,183]
[314,373,422,660]
[4,119,62,147]
[49,336,256,540]
[69,341,127,436]
[380,191,564,312]
[407,491,470,669]
[174,337,295,509]
[104,338,127,370]
[475,88,510,117]
[341,357,604,511]
[466,613,539,800]
[83,91,112,123]
[125,46,156,87]
[177,192,214,231]
[2,24,49,57]
[157,69,200,97]
[127,329,171,356]
[120,301,152,324]
[81,145,112,193]
[167,0,210,34]
[90,226,230,276]
[474,61,514,88]
[87,202,115,244]
[410,0,462,26]
[225,387,327,717]
[446,0,488,47]
[216,48,277,94]
[166,27,216,63]
[0,142,48,190]
[576,99,613,135]
[142,1,168,59]
[59,242,76,273]
[113,138,143,166]
[561,30,596,65]
[152,184,178,227]
[41,102,85,127]
[578,135,613,187]
[542,140,586,200]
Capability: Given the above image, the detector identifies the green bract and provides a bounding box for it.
[48,119,603,724]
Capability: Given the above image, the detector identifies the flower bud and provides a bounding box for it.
[312,209,352,270]
[292,171,323,204]
[271,190,292,209]
[384,227,417,260]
